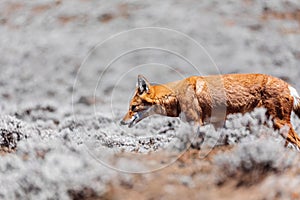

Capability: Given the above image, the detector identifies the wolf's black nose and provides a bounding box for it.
[120,120,126,126]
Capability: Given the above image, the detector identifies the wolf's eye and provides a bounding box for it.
[131,105,137,111]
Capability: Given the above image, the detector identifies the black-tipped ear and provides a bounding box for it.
[137,75,150,94]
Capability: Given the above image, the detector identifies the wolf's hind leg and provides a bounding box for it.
[273,118,300,149]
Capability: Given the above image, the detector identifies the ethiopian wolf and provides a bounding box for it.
[121,74,300,148]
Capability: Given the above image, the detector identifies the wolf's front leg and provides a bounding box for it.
[190,121,205,150]
[191,126,205,150]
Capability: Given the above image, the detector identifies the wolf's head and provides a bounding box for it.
[120,75,175,127]
[120,75,158,127]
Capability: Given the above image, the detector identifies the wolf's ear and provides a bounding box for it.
[137,75,150,94]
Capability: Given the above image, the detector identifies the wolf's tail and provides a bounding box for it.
[289,86,300,118]
[294,101,300,119]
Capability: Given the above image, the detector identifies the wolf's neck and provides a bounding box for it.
[152,82,181,117]
[157,94,180,117]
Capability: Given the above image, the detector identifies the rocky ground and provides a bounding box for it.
[1,0,300,199]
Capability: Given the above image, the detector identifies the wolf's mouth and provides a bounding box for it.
[121,106,156,128]
[120,112,141,128]
[121,109,151,128]
[127,113,140,128]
